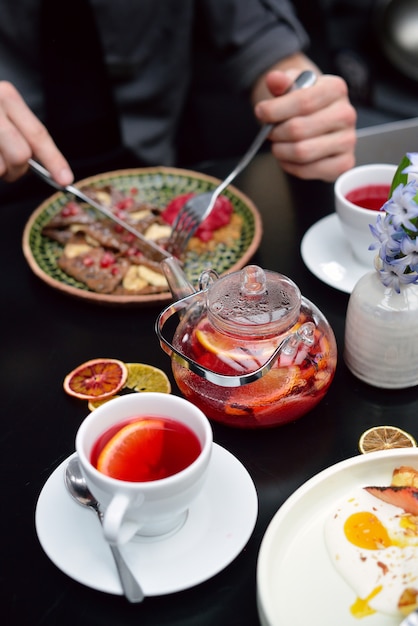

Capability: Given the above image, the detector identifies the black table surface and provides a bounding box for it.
[3,153,418,626]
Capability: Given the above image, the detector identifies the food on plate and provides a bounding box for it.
[364,485,418,516]
[58,244,131,294]
[392,465,418,488]
[41,184,241,295]
[161,193,236,250]
[358,425,417,454]
[364,465,418,518]
[325,464,418,618]
[63,358,128,401]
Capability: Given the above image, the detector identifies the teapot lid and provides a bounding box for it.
[206,265,301,337]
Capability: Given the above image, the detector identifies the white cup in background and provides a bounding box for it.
[334,163,397,266]
[75,392,213,544]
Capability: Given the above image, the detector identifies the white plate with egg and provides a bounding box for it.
[257,447,418,626]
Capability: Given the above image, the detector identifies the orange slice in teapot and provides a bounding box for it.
[224,365,300,415]
[194,319,270,369]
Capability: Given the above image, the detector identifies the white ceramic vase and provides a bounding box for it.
[344,270,418,388]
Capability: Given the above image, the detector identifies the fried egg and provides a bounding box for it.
[325,488,418,618]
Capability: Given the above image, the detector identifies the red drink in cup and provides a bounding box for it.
[345,184,390,211]
[91,416,202,482]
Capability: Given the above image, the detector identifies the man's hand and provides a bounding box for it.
[253,64,357,182]
[0,81,73,184]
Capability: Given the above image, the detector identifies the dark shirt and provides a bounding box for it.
[0,0,308,170]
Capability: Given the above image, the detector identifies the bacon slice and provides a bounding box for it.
[365,485,418,515]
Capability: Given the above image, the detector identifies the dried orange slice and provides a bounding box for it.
[87,363,171,411]
[124,363,171,394]
[97,418,166,481]
[63,358,128,401]
[359,426,417,454]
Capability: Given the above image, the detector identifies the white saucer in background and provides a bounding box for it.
[35,445,258,597]
[301,214,373,294]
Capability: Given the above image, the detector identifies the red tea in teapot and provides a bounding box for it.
[158,264,337,429]
[91,416,201,481]
[172,308,336,428]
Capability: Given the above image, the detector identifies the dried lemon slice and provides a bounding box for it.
[125,363,171,394]
[359,425,417,454]
[88,395,121,412]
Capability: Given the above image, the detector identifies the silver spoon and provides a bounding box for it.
[64,456,145,603]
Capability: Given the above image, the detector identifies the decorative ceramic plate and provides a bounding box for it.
[22,166,262,305]
[257,447,418,626]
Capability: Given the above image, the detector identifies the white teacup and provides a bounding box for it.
[75,393,213,544]
[334,163,397,266]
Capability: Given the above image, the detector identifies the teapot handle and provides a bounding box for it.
[155,304,316,387]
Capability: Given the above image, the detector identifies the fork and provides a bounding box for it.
[167,69,316,256]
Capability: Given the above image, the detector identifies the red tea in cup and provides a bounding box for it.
[345,184,390,211]
[91,415,202,482]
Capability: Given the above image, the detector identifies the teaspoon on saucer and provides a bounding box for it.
[64,456,145,603]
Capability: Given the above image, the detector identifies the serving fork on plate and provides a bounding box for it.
[166,69,317,256]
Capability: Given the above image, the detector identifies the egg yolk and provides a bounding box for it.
[344,512,392,549]
[350,586,382,618]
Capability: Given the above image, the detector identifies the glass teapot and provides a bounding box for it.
[156,258,337,428]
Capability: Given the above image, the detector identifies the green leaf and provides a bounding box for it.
[389,154,410,196]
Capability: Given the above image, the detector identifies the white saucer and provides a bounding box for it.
[301,214,373,293]
[35,444,258,597]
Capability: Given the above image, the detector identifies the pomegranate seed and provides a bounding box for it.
[100,252,115,268]
[122,233,135,244]
[115,198,134,210]
[114,209,127,220]
[61,201,80,217]
[126,246,139,257]
[83,256,94,267]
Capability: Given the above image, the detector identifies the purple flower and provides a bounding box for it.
[369,213,402,257]
[379,260,418,294]
[400,236,418,272]
[369,153,418,293]
[403,152,418,176]
[384,182,418,232]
